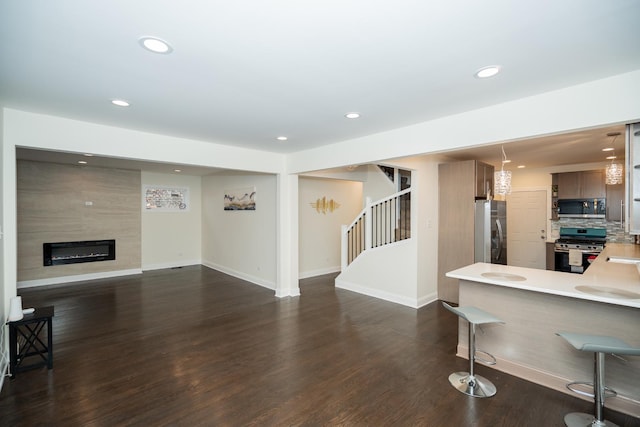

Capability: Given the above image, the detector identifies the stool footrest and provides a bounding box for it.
[474,349,497,366]
[566,381,617,399]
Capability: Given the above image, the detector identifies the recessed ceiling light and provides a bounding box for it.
[276,136,288,141]
[517,165,526,169]
[474,65,501,79]
[602,147,614,152]
[111,99,130,107]
[174,169,182,173]
[83,153,94,157]
[345,112,360,119]
[78,160,88,165]
[139,37,173,54]
[606,155,617,160]
[502,159,512,164]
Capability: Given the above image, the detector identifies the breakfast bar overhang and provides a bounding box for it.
[446,243,640,418]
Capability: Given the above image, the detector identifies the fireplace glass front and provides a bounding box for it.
[43,240,116,266]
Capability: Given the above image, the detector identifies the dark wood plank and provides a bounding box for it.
[1,266,638,426]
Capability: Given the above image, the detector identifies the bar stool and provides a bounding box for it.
[557,331,640,427]
[442,302,504,398]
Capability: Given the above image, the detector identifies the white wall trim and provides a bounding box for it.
[335,278,419,308]
[416,292,438,308]
[142,259,202,272]
[17,269,142,289]
[299,266,340,280]
[287,70,640,174]
[456,345,640,418]
[0,325,8,392]
[202,260,276,292]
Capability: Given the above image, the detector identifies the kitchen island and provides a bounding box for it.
[446,243,640,417]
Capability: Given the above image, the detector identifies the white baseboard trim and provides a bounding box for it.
[142,259,201,271]
[456,345,640,418]
[201,261,275,291]
[0,356,7,392]
[0,325,8,393]
[416,292,438,308]
[17,269,143,289]
[299,266,340,279]
[335,279,419,308]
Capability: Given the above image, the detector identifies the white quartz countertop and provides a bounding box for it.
[446,243,640,309]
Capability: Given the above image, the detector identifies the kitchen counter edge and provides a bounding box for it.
[446,243,640,309]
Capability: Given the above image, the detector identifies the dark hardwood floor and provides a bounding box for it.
[2,266,638,426]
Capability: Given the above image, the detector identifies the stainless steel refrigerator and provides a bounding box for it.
[474,200,507,265]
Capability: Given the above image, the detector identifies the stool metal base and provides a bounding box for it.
[448,371,497,398]
[564,412,618,427]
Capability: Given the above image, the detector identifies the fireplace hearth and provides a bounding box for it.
[43,240,116,266]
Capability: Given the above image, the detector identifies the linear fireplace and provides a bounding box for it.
[43,240,116,266]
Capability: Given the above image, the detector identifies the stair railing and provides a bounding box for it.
[341,188,411,269]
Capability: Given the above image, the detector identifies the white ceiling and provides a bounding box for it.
[2,1,640,170]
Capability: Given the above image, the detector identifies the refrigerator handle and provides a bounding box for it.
[495,218,504,262]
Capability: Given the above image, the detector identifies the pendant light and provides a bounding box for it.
[494,146,512,195]
[605,132,623,185]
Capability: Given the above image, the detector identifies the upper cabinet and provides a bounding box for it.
[556,170,605,199]
[474,161,494,199]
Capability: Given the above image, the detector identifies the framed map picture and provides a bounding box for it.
[144,186,189,212]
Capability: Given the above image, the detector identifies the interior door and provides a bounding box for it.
[507,190,547,269]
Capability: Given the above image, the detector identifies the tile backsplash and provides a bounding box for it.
[550,219,633,243]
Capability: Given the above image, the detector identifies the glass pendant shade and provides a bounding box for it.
[605,162,623,185]
[494,170,512,195]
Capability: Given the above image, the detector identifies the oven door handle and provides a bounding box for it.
[554,248,602,255]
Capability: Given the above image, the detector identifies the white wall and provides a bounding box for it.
[336,239,418,307]
[5,109,284,174]
[404,155,442,306]
[1,112,16,316]
[0,110,4,316]
[362,165,396,203]
[0,108,6,389]
[141,172,202,270]
[201,172,277,289]
[298,177,362,278]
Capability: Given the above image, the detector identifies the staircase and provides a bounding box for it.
[336,166,417,307]
[341,188,412,269]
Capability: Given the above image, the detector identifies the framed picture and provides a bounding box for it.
[144,186,189,212]
[224,187,256,211]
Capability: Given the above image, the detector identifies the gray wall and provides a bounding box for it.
[17,160,141,282]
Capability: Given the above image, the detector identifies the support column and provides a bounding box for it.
[275,173,299,297]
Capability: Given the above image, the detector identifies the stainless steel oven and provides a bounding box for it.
[554,227,606,274]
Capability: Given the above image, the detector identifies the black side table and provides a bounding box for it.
[7,305,54,378]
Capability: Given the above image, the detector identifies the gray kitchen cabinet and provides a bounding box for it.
[438,160,493,304]
[581,170,606,198]
[557,172,581,199]
[556,170,605,199]
[546,242,555,271]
